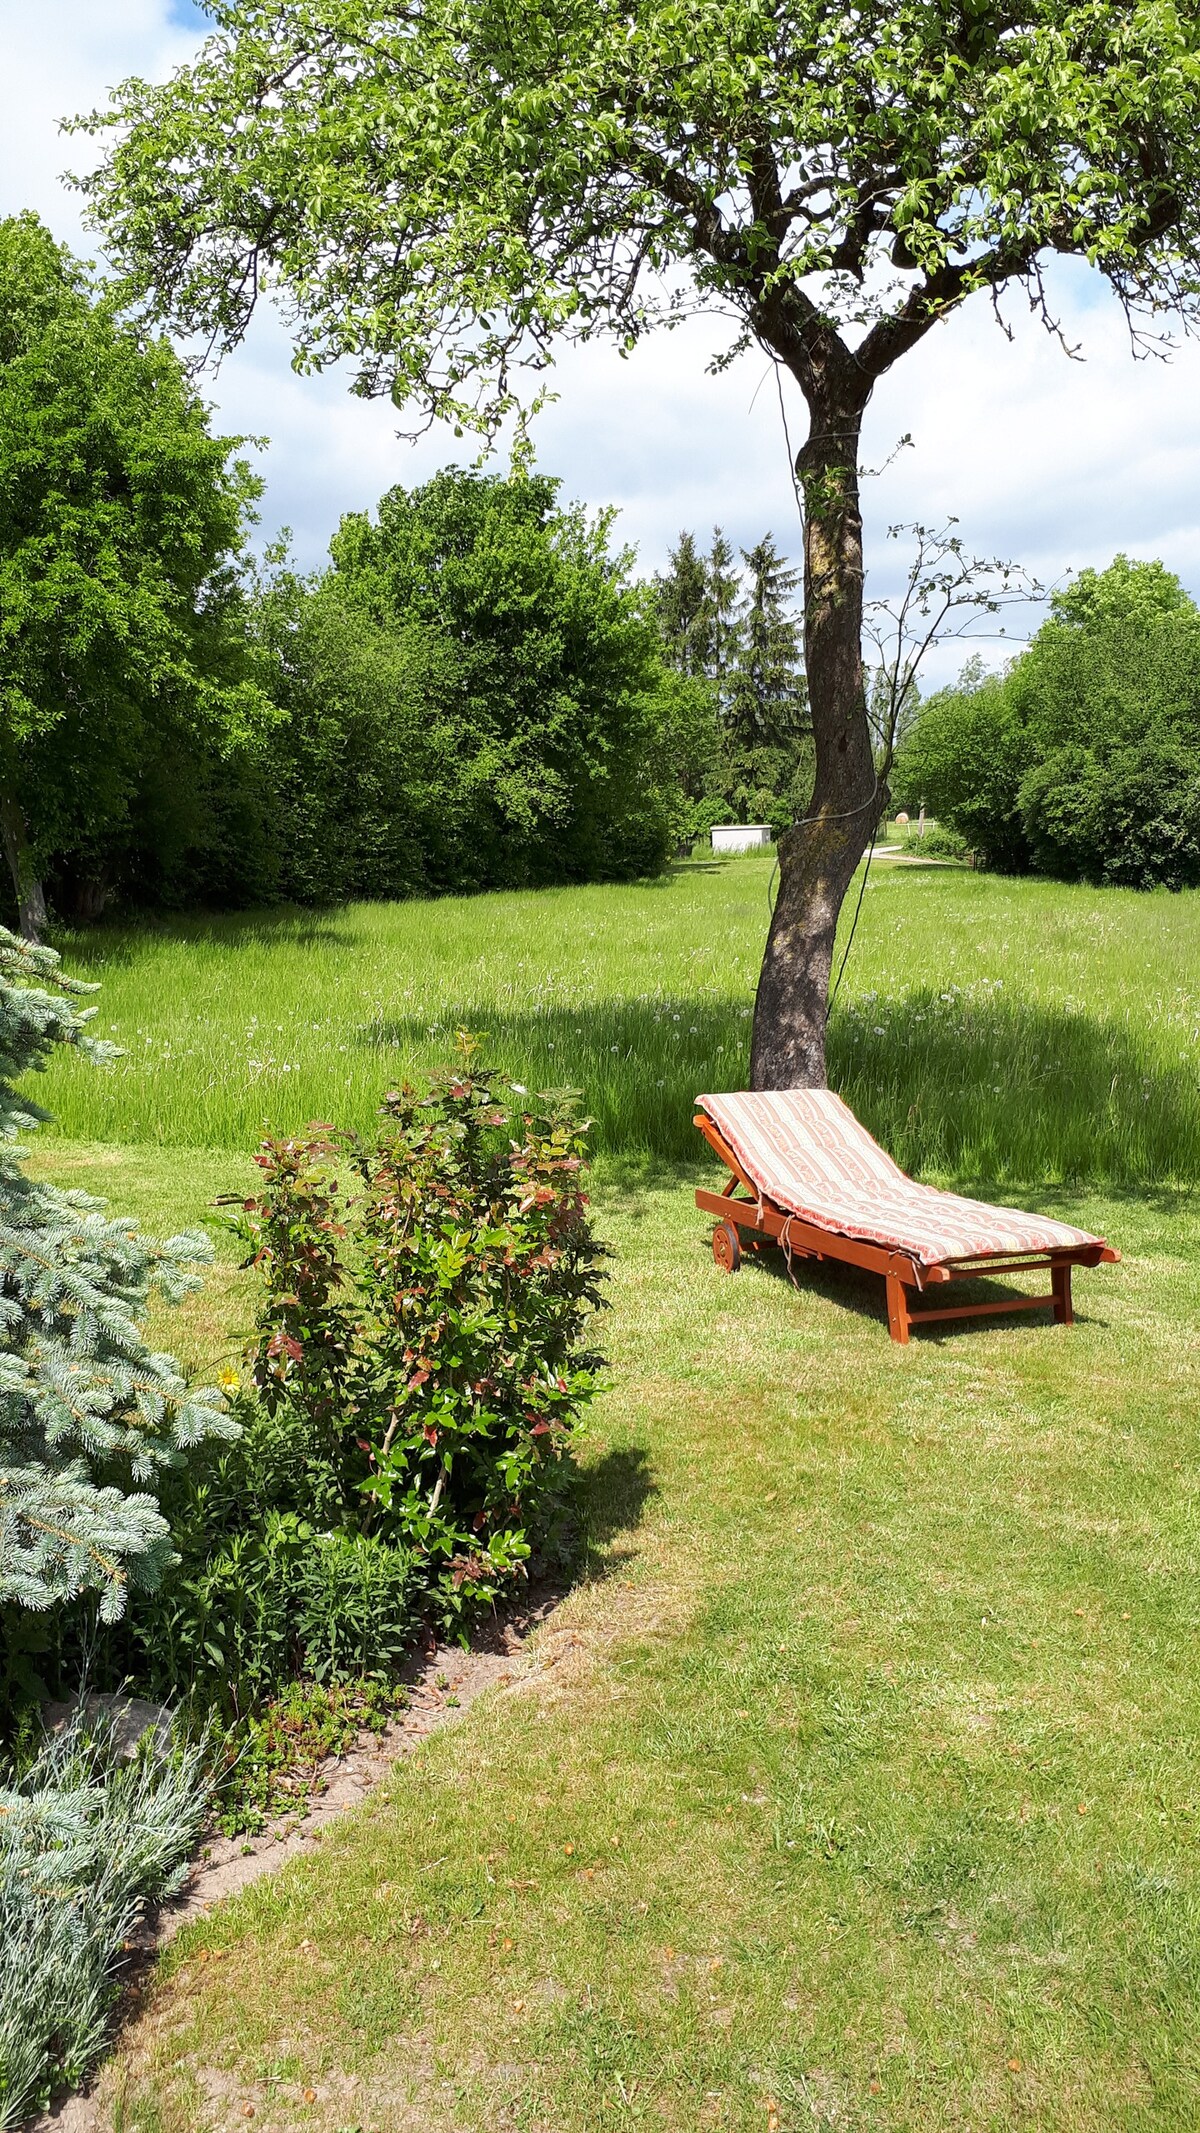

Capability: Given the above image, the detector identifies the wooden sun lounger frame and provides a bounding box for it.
[694,1111,1118,1344]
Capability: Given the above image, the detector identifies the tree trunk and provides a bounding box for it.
[749,393,882,1089]
[0,790,48,944]
[68,869,113,924]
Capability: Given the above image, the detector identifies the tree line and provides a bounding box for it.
[6,209,1200,933]
[895,557,1200,891]
[0,213,813,936]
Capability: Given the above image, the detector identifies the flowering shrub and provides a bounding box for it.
[237,1039,607,1622]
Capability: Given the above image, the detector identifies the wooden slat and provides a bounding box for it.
[943,1256,1072,1280]
[695,1186,923,1284]
[909,1293,1055,1325]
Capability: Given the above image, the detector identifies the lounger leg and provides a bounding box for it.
[886,1272,910,1344]
[1052,1262,1073,1326]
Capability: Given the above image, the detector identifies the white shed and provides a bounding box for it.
[710,824,773,853]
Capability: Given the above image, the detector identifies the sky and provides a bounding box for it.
[6,1,1200,684]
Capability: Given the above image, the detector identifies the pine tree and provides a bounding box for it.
[656,527,740,693]
[729,537,808,750]
[0,930,233,1625]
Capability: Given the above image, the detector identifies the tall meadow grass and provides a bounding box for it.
[35,856,1200,1186]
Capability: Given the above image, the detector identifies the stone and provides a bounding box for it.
[42,1691,173,1761]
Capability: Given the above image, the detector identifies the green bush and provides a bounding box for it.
[245,468,680,904]
[1018,717,1200,892]
[237,1041,608,1628]
[892,659,1033,870]
[28,1049,604,1858]
[98,1400,417,1717]
[897,822,968,859]
[895,559,1200,887]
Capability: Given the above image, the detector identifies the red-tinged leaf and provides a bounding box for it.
[423,1422,439,1446]
[409,1367,431,1390]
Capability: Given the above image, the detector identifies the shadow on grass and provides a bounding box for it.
[574,1444,658,1578]
[726,1238,1115,1343]
[51,905,362,968]
[362,985,1200,1187]
[47,862,727,961]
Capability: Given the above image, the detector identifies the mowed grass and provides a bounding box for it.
[25,861,1200,2130]
[58,1152,1200,2133]
[37,854,1200,1184]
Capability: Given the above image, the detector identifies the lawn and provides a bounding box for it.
[29,856,1200,2132]
[41,853,1200,1182]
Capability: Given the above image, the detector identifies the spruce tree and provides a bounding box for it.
[0,930,232,1628]
[654,532,710,679]
[704,529,742,710]
[729,538,808,750]
[655,528,740,692]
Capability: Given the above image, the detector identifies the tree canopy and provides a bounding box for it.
[254,467,682,896]
[0,213,267,936]
[76,1,1200,425]
[896,557,1200,888]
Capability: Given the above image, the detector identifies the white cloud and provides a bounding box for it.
[5,4,1200,687]
[0,0,195,248]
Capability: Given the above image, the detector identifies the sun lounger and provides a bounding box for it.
[694,1089,1118,1342]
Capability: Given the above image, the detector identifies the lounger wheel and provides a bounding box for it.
[712,1220,742,1273]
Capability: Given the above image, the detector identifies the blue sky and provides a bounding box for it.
[6,2,1200,685]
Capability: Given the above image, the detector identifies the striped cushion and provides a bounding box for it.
[696,1089,1102,1269]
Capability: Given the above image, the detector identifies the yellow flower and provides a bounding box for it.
[217,1366,240,1397]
